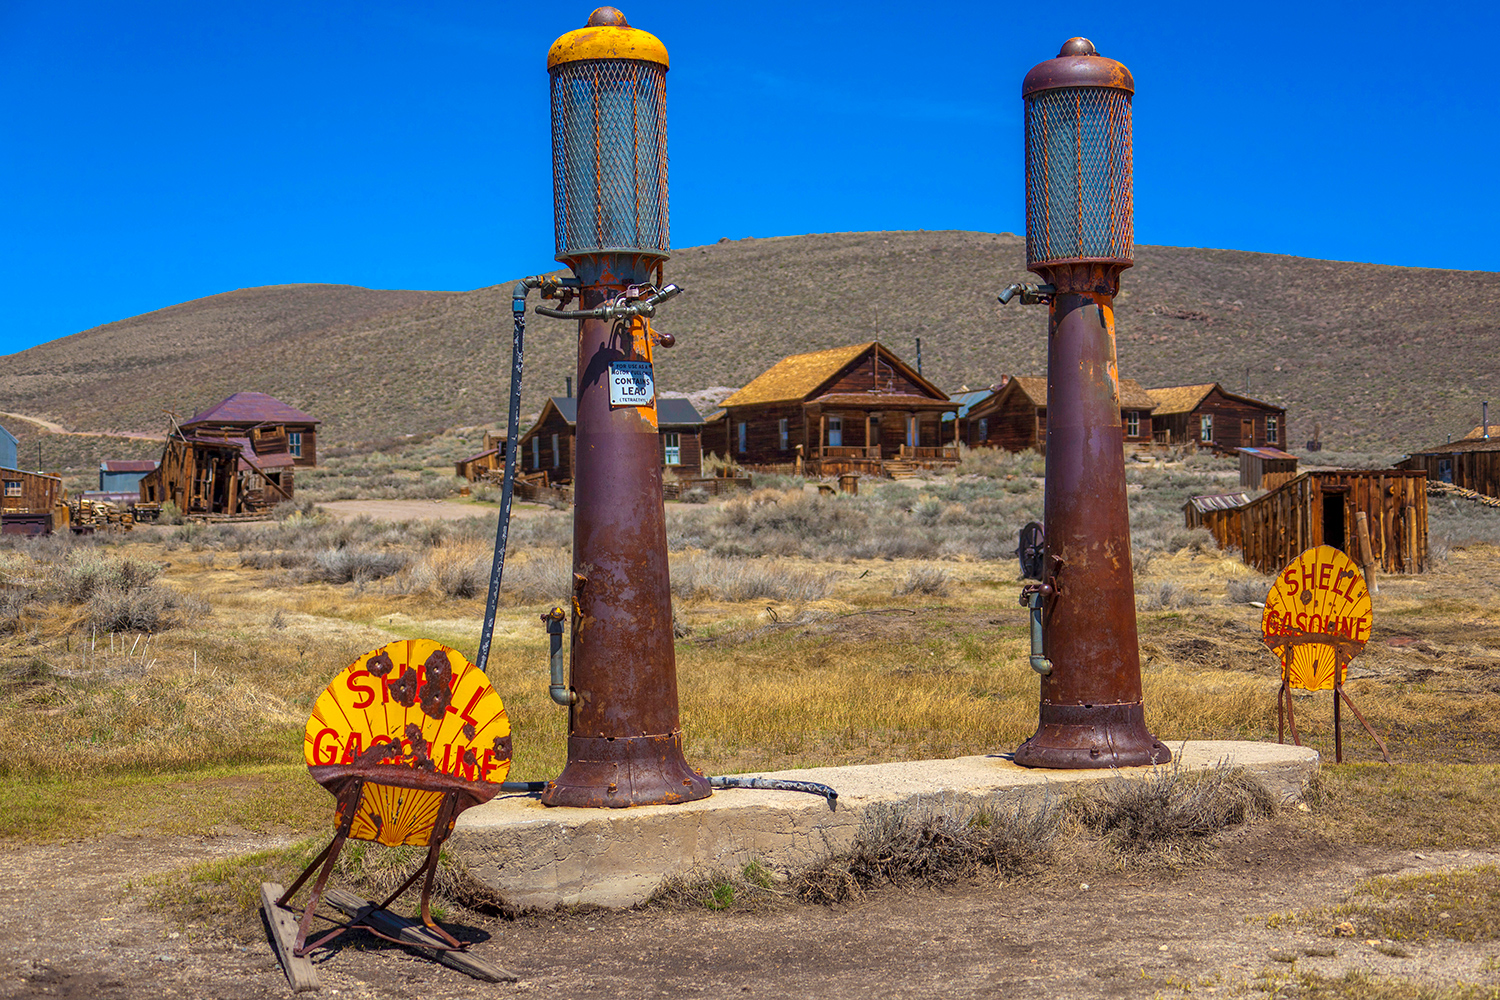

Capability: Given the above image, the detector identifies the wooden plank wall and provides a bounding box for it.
[1401,451,1500,499]
[0,469,62,514]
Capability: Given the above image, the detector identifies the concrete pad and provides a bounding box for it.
[451,740,1319,910]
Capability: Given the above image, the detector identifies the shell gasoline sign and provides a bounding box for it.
[1261,545,1372,691]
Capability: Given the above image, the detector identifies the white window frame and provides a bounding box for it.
[1265,415,1278,444]
[1200,414,1214,442]
[1125,411,1140,437]
[778,418,788,451]
[663,431,681,466]
[3,480,20,498]
[827,415,842,447]
[551,433,560,469]
[287,430,303,458]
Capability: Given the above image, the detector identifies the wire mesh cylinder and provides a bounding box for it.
[1023,44,1133,270]
[550,57,668,263]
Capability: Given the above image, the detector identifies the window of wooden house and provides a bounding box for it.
[551,433,560,469]
[3,480,19,498]
[1266,415,1278,444]
[827,416,842,447]
[531,438,540,470]
[1438,458,1454,484]
[288,431,302,458]
[663,432,681,466]
[978,417,988,441]
[1125,411,1140,437]
[737,422,747,453]
[1200,414,1214,442]
[778,419,788,451]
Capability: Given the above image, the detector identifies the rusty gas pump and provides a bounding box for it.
[531,7,710,807]
[1000,38,1170,768]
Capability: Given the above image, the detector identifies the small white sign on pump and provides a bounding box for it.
[608,361,655,406]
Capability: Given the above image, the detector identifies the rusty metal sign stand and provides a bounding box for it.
[263,640,518,988]
[1262,545,1392,764]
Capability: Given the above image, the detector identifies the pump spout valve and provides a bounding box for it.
[534,282,685,321]
[998,282,1056,306]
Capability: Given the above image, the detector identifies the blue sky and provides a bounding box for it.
[2,1,1496,356]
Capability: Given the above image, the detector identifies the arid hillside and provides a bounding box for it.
[3,231,1496,450]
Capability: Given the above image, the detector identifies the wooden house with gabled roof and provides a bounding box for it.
[518,396,705,484]
[717,342,957,474]
[1146,383,1286,452]
[962,375,1158,453]
[180,391,320,467]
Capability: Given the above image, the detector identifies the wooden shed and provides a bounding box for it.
[717,342,956,474]
[139,432,294,516]
[1147,383,1286,452]
[1190,469,1428,575]
[519,397,704,485]
[1399,437,1500,498]
[963,375,1157,453]
[1238,447,1298,490]
[455,432,509,482]
[100,459,159,493]
[1,468,64,535]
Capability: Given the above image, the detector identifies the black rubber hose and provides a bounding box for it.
[474,282,534,675]
[710,775,839,811]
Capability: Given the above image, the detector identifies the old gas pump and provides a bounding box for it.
[531,7,709,807]
[1001,38,1170,768]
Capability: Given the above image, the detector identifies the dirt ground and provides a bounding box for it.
[2,824,1498,1000]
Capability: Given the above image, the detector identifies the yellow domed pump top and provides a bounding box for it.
[548,7,668,71]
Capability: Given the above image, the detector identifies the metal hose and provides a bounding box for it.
[710,775,838,811]
[474,278,540,675]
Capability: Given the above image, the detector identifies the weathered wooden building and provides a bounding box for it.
[139,431,296,516]
[1187,469,1428,575]
[455,432,509,482]
[181,392,320,467]
[962,375,1157,453]
[1147,383,1286,452]
[99,459,159,493]
[717,342,956,474]
[1238,447,1298,490]
[0,424,16,471]
[1399,437,1500,498]
[0,468,64,535]
[519,397,705,484]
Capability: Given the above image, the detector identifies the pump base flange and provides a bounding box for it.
[540,732,712,808]
[1013,701,1171,769]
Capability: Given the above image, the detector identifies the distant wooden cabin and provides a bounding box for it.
[717,342,956,474]
[455,432,509,482]
[0,424,16,471]
[1147,383,1286,452]
[518,397,704,484]
[1187,469,1428,575]
[140,431,296,515]
[99,459,159,493]
[943,389,994,448]
[1398,436,1500,498]
[180,392,320,467]
[961,376,1157,453]
[1238,447,1298,490]
[1,468,64,535]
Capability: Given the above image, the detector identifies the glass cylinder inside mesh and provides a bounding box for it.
[550,59,669,261]
[1024,86,1132,267]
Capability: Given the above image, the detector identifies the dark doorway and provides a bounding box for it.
[1321,494,1346,552]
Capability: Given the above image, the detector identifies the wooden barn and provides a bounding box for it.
[180,392,320,467]
[1,468,65,535]
[139,431,296,516]
[1188,469,1428,575]
[1238,447,1298,490]
[717,342,956,474]
[519,397,705,484]
[455,432,509,482]
[1399,437,1500,498]
[1147,383,1286,452]
[961,375,1157,453]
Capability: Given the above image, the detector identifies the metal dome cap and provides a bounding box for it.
[1022,37,1132,97]
[548,7,669,71]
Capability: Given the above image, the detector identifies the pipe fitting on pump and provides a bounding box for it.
[541,607,575,706]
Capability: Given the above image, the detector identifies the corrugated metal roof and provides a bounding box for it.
[541,396,703,427]
[945,390,992,419]
[99,460,159,473]
[182,392,319,427]
[1184,492,1252,513]
[1237,447,1296,460]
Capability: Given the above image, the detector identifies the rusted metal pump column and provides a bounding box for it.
[540,7,710,807]
[1011,38,1169,769]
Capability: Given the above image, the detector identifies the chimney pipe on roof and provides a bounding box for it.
[566,376,573,399]
[1484,401,1489,441]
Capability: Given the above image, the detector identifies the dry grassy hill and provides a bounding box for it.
[3,231,1497,454]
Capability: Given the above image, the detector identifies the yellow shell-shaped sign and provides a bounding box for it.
[304,640,512,792]
[1262,545,1372,691]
